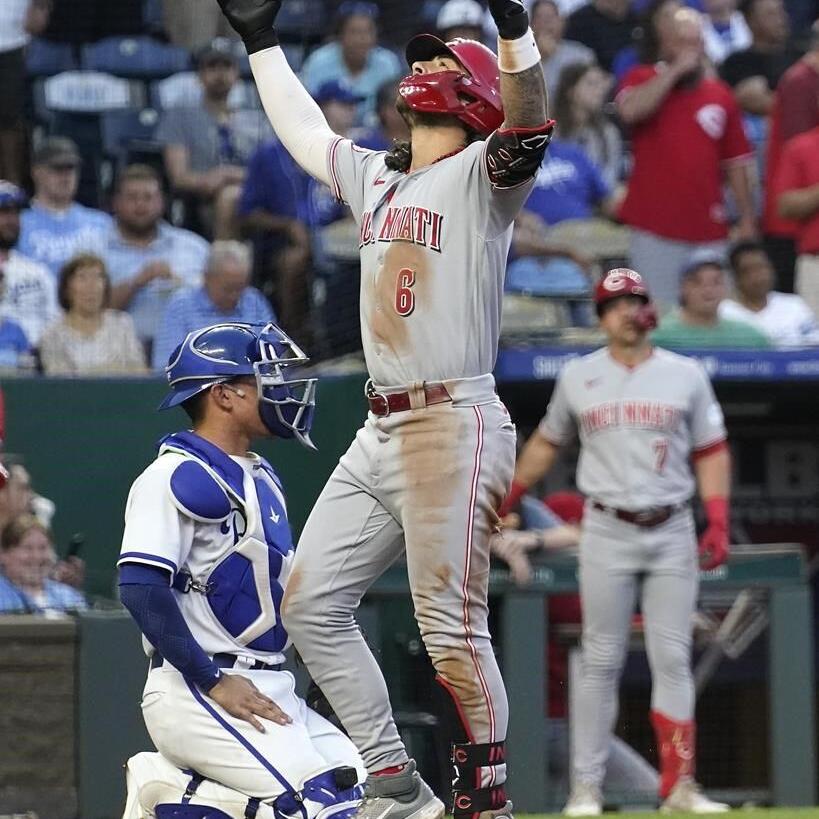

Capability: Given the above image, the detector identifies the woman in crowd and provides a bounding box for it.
[554,62,624,190]
[0,514,87,613]
[39,253,147,375]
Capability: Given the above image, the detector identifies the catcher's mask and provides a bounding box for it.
[160,322,317,449]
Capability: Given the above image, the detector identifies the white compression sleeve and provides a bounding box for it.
[248,46,337,186]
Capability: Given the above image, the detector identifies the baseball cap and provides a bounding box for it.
[0,181,27,210]
[32,136,81,168]
[336,1,380,22]
[437,0,485,31]
[196,37,239,68]
[313,80,364,106]
[679,248,727,280]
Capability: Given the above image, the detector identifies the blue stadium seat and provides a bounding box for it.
[101,108,161,159]
[25,38,77,78]
[81,36,190,80]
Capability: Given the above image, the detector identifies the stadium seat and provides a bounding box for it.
[501,294,570,339]
[100,108,161,162]
[35,71,146,121]
[150,72,258,111]
[545,218,631,269]
[81,36,190,80]
[25,38,78,78]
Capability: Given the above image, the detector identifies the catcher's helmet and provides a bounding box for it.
[159,322,317,449]
[399,34,504,136]
[594,268,658,330]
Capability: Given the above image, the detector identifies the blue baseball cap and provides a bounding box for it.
[0,181,27,210]
[679,248,727,280]
[313,80,364,106]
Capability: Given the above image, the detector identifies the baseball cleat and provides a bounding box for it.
[660,778,730,813]
[476,799,515,819]
[354,760,445,819]
[562,782,602,816]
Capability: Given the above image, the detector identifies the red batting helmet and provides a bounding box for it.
[399,34,504,136]
[594,268,658,330]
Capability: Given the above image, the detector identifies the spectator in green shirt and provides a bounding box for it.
[652,251,771,348]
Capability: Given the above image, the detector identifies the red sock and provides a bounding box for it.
[650,710,696,799]
[372,763,407,777]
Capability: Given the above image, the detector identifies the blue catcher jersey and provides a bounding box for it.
[118,431,294,663]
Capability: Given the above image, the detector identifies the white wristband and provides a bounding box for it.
[497,28,541,74]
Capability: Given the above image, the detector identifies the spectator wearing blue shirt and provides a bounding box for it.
[17,138,112,277]
[240,81,362,347]
[507,141,618,299]
[0,313,32,370]
[239,137,311,340]
[103,165,209,355]
[0,180,59,348]
[152,241,274,370]
[0,514,87,614]
[300,2,402,126]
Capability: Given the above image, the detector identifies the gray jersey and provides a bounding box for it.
[327,137,533,386]
[539,347,726,509]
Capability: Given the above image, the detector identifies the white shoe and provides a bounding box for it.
[661,778,730,813]
[562,783,602,816]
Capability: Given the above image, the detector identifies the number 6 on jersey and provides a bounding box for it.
[395,267,416,317]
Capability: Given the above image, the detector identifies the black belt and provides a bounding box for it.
[591,501,687,528]
[150,652,281,672]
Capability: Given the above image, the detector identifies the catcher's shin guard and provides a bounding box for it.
[651,710,696,799]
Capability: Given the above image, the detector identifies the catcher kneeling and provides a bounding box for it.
[118,322,365,819]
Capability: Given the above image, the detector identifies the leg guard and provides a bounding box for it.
[650,710,695,799]
[451,742,508,819]
[274,768,362,819]
[123,753,276,819]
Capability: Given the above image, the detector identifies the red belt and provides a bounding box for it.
[591,501,686,528]
[367,382,452,416]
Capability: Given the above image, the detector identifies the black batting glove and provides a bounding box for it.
[489,0,530,39]
[216,0,281,54]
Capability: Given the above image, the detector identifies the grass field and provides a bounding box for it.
[522,811,819,819]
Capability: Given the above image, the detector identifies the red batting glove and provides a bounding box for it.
[498,479,527,519]
[698,497,730,570]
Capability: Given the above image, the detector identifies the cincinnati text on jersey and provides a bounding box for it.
[359,205,444,252]
[580,401,683,435]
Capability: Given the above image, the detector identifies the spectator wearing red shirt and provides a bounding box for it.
[762,21,819,292]
[777,124,819,317]
[617,8,756,309]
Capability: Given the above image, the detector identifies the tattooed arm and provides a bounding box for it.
[499,62,549,128]
[488,0,549,127]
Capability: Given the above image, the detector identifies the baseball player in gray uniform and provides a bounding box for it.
[500,269,732,815]
[215,1,553,818]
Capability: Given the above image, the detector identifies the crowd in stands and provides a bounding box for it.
[0,0,817,377]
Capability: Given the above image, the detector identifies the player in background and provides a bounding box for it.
[215,1,553,818]
[118,322,366,819]
[500,269,732,815]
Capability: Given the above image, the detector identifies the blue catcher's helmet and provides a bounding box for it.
[159,322,317,449]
